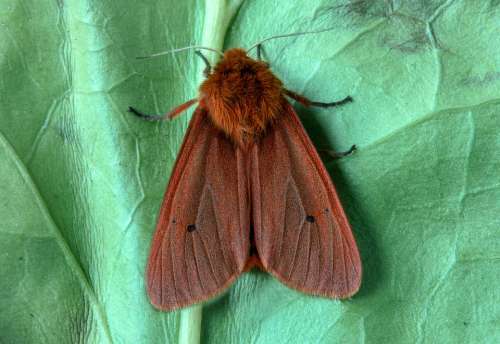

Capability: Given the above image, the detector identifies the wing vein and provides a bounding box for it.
[209,185,233,274]
[198,233,220,287]
[192,235,205,294]
[305,221,312,286]
[275,177,289,265]
[183,233,193,299]
[337,226,347,293]
[343,233,351,293]
[287,213,304,280]
[153,242,163,306]
[168,228,179,305]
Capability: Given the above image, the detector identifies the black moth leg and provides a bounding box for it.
[284,89,353,109]
[128,107,167,121]
[256,44,270,67]
[257,44,263,61]
[309,96,353,108]
[129,99,198,121]
[321,145,357,159]
[195,50,211,78]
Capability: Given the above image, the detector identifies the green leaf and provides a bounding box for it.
[1,0,499,343]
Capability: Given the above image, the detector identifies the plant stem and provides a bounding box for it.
[200,0,245,65]
[178,305,203,344]
[177,1,244,344]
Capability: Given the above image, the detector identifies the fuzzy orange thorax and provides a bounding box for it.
[199,48,284,146]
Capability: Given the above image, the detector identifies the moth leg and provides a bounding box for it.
[129,98,198,121]
[128,107,166,121]
[256,44,263,61]
[256,44,270,67]
[284,89,353,108]
[195,50,211,77]
[321,145,357,159]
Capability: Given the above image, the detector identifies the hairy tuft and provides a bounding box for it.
[199,49,284,146]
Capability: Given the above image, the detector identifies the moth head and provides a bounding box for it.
[210,48,270,79]
[199,48,283,146]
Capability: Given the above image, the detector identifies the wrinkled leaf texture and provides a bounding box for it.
[1,0,499,343]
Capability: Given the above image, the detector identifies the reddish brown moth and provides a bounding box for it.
[130,38,361,311]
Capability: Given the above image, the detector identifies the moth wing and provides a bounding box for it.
[250,103,361,298]
[147,107,250,310]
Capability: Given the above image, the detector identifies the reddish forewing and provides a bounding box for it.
[146,107,250,311]
[250,103,361,298]
[146,101,361,311]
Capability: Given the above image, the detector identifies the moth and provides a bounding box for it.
[130,36,361,311]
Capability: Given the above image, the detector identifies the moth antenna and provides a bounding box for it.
[136,46,224,60]
[247,26,336,53]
